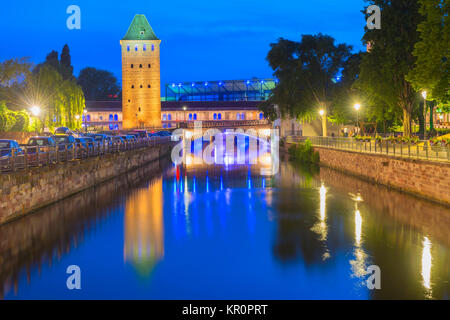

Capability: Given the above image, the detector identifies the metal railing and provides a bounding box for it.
[0,136,172,173]
[286,136,450,162]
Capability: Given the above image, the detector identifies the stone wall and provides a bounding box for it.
[315,146,450,205]
[0,144,172,224]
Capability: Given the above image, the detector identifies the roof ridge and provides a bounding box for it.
[122,14,159,41]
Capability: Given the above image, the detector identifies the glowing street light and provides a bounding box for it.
[30,105,41,116]
[319,109,327,137]
[75,115,80,120]
[354,103,361,134]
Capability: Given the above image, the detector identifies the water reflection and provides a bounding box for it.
[421,236,432,298]
[1,139,449,299]
[124,178,164,277]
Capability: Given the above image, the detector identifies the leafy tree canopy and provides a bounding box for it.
[262,34,352,122]
[77,67,120,101]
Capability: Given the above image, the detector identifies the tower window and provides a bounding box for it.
[143,44,147,51]
[127,45,130,52]
[139,64,142,68]
[135,45,138,51]
[114,114,118,121]
[148,84,151,88]
[151,44,154,51]
[138,107,141,112]
[131,85,134,89]
[128,99,131,102]
[148,64,151,68]
[140,85,143,88]
[163,114,167,121]
[131,64,134,68]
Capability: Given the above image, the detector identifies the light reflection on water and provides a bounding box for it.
[0,144,449,299]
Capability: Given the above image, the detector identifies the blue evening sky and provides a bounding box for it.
[0,0,367,85]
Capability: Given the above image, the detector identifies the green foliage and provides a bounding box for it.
[264,34,352,121]
[288,140,320,165]
[356,0,423,137]
[0,101,30,132]
[408,0,449,108]
[0,57,31,87]
[77,67,120,100]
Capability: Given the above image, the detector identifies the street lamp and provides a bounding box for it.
[183,106,187,122]
[83,109,88,132]
[319,109,327,137]
[354,103,361,134]
[30,105,41,135]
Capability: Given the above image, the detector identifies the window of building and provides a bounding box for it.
[131,64,134,68]
[143,44,147,51]
[87,115,91,122]
[163,114,167,121]
[114,114,118,121]
[131,85,134,89]
[99,116,103,121]
[193,114,197,120]
[127,45,130,52]
[148,84,151,88]
[259,112,264,120]
[148,64,151,68]
[213,113,217,120]
[140,85,143,88]
[236,113,240,120]
[168,123,172,128]
[218,113,222,120]
[151,44,154,51]
[189,113,193,121]
[168,114,172,120]
[128,99,131,102]
[135,44,138,51]
[109,114,113,121]
[241,113,245,120]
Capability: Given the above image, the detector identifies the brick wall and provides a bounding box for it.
[0,144,172,224]
[315,146,450,205]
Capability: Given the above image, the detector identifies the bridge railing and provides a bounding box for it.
[0,136,171,173]
[286,136,450,162]
[183,120,269,129]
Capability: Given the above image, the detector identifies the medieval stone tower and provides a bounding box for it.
[120,14,161,129]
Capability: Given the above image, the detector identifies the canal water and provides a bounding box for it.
[1,146,449,299]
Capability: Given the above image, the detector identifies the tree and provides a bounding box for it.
[0,58,31,87]
[77,67,120,100]
[408,0,449,108]
[25,65,85,130]
[262,34,352,123]
[356,0,423,137]
[60,44,74,80]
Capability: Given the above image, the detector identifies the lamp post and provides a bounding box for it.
[30,105,41,135]
[183,105,187,122]
[354,103,361,134]
[319,109,327,137]
[83,109,88,133]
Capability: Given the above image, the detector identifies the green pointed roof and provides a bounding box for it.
[122,14,159,41]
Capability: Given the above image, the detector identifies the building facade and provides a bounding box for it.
[120,14,161,129]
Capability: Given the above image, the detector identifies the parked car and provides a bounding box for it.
[55,127,75,135]
[156,131,172,137]
[132,130,148,138]
[52,134,76,151]
[120,135,135,142]
[0,140,23,169]
[111,136,125,143]
[83,133,108,146]
[26,136,57,165]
